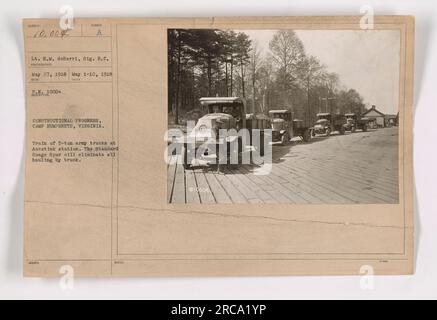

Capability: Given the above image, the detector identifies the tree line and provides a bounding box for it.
[168,29,366,125]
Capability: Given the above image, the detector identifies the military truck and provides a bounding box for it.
[268,110,312,145]
[344,113,369,132]
[312,113,347,136]
[178,97,270,169]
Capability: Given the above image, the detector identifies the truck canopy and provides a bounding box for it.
[246,113,270,120]
[199,97,245,105]
[269,109,291,114]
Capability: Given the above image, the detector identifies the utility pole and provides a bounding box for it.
[318,97,322,113]
[252,74,256,114]
[230,56,233,96]
[327,97,336,113]
[307,68,311,125]
[262,85,267,113]
[225,59,229,97]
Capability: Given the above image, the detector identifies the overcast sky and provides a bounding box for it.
[242,29,400,115]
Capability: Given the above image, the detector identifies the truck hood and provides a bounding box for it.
[271,118,285,123]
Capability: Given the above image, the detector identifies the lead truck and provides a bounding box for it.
[178,97,270,169]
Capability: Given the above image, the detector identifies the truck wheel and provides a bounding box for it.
[351,126,356,133]
[281,133,289,146]
[302,129,311,142]
[326,128,331,136]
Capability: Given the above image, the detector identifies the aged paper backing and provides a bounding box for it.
[22,16,414,276]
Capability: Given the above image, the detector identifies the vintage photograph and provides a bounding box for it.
[167,28,400,204]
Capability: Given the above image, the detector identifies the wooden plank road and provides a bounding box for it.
[168,127,399,204]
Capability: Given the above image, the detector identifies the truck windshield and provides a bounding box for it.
[273,114,286,119]
[209,104,242,119]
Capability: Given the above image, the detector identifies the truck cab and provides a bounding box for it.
[269,110,293,145]
[269,109,312,145]
[344,113,357,132]
[345,113,369,132]
[199,97,246,130]
[313,113,346,136]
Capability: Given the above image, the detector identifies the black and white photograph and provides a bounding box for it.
[167,28,400,204]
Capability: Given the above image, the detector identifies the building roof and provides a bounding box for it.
[363,105,385,117]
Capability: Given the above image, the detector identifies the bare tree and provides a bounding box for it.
[269,30,306,107]
[300,55,325,122]
[257,56,275,113]
[249,41,262,113]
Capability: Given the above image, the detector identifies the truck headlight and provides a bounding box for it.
[198,125,208,132]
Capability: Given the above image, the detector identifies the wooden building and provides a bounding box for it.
[363,105,385,128]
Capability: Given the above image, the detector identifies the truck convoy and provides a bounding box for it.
[175,97,372,168]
